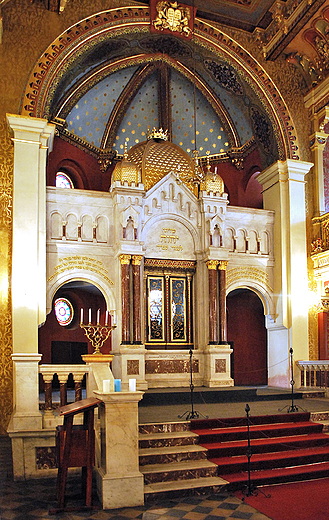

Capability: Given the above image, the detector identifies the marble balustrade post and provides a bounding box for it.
[120,254,131,344]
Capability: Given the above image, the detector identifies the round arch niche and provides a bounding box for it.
[39,280,112,365]
[227,288,267,386]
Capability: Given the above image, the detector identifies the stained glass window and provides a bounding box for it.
[170,278,186,342]
[147,275,189,346]
[54,298,74,326]
[148,277,164,341]
[56,172,74,189]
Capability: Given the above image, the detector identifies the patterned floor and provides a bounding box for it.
[0,475,272,520]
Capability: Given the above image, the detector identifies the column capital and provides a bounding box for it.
[132,255,143,266]
[6,114,55,150]
[257,159,313,191]
[120,254,131,265]
[310,132,328,152]
[206,260,219,270]
[218,260,228,270]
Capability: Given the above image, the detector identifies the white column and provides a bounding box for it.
[6,114,55,429]
[258,159,313,387]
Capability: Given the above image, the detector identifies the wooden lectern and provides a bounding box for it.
[55,397,101,511]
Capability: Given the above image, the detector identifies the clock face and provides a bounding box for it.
[54,298,74,326]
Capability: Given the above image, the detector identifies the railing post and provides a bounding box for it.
[42,373,53,410]
[57,373,69,407]
[74,374,84,402]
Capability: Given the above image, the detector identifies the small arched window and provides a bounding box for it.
[56,171,74,189]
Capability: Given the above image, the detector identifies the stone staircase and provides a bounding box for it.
[139,421,227,500]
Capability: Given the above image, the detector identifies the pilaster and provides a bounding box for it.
[257,159,313,385]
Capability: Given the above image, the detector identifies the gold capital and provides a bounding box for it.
[218,261,228,270]
[132,255,143,266]
[206,260,219,270]
[120,254,131,265]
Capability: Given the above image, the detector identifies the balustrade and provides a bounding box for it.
[39,365,89,408]
[297,361,329,389]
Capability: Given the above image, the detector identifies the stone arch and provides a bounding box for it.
[227,278,275,321]
[21,7,298,162]
[47,273,116,316]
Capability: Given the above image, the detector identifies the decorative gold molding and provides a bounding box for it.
[218,261,228,270]
[206,260,219,270]
[132,255,143,266]
[120,254,132,265]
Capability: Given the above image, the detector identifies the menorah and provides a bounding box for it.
[80,308,116,355]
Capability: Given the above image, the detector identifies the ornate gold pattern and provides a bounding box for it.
[0,119,13,430]
[194,20,299,161]
[113,142,141,185]
[227,267,273,293]
[120,254,131,265]
[128,138,192,192]
[152,1,193,38]
[218,261,228,271]
[144,258,196,270]
[206,260,219,270]
[132,255,143,266]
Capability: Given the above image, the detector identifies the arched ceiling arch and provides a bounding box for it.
[21,5,299,168]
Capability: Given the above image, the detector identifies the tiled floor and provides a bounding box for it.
[0,476,272,520]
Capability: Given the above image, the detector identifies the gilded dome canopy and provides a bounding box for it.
[113,142,141,185]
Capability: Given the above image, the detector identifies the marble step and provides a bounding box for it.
[139,421,190,434]
[139,443,208,465]
[139,430,199,449]
[144,475,228,500]
[140,459,219,484]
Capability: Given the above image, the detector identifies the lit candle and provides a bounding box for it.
[105,310,109,326]
[113,311,117,325]
[80,308,83,324]
[89,308,91,323]
[97,308,100,325]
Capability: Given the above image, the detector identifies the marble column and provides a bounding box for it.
[93,390,144,509]
[120,254,131,344]
[132,255,143,344]
[218,260,228,343]
[207,260,219,344]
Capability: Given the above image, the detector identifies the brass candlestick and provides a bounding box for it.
[80,309,116,355]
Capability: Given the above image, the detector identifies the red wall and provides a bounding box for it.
[212,148,263,209]
[39,287,112,364]
[47,137,115,191]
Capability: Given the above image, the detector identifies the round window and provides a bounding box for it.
[56,172,73,189]
[54,298,74,326]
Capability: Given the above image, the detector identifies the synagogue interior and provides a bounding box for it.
[2,0,329,512]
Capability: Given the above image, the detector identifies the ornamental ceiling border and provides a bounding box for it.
[20,5,298,161]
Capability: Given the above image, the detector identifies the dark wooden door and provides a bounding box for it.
[227,289,267,385]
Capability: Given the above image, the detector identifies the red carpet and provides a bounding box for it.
[235,478,329,520]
